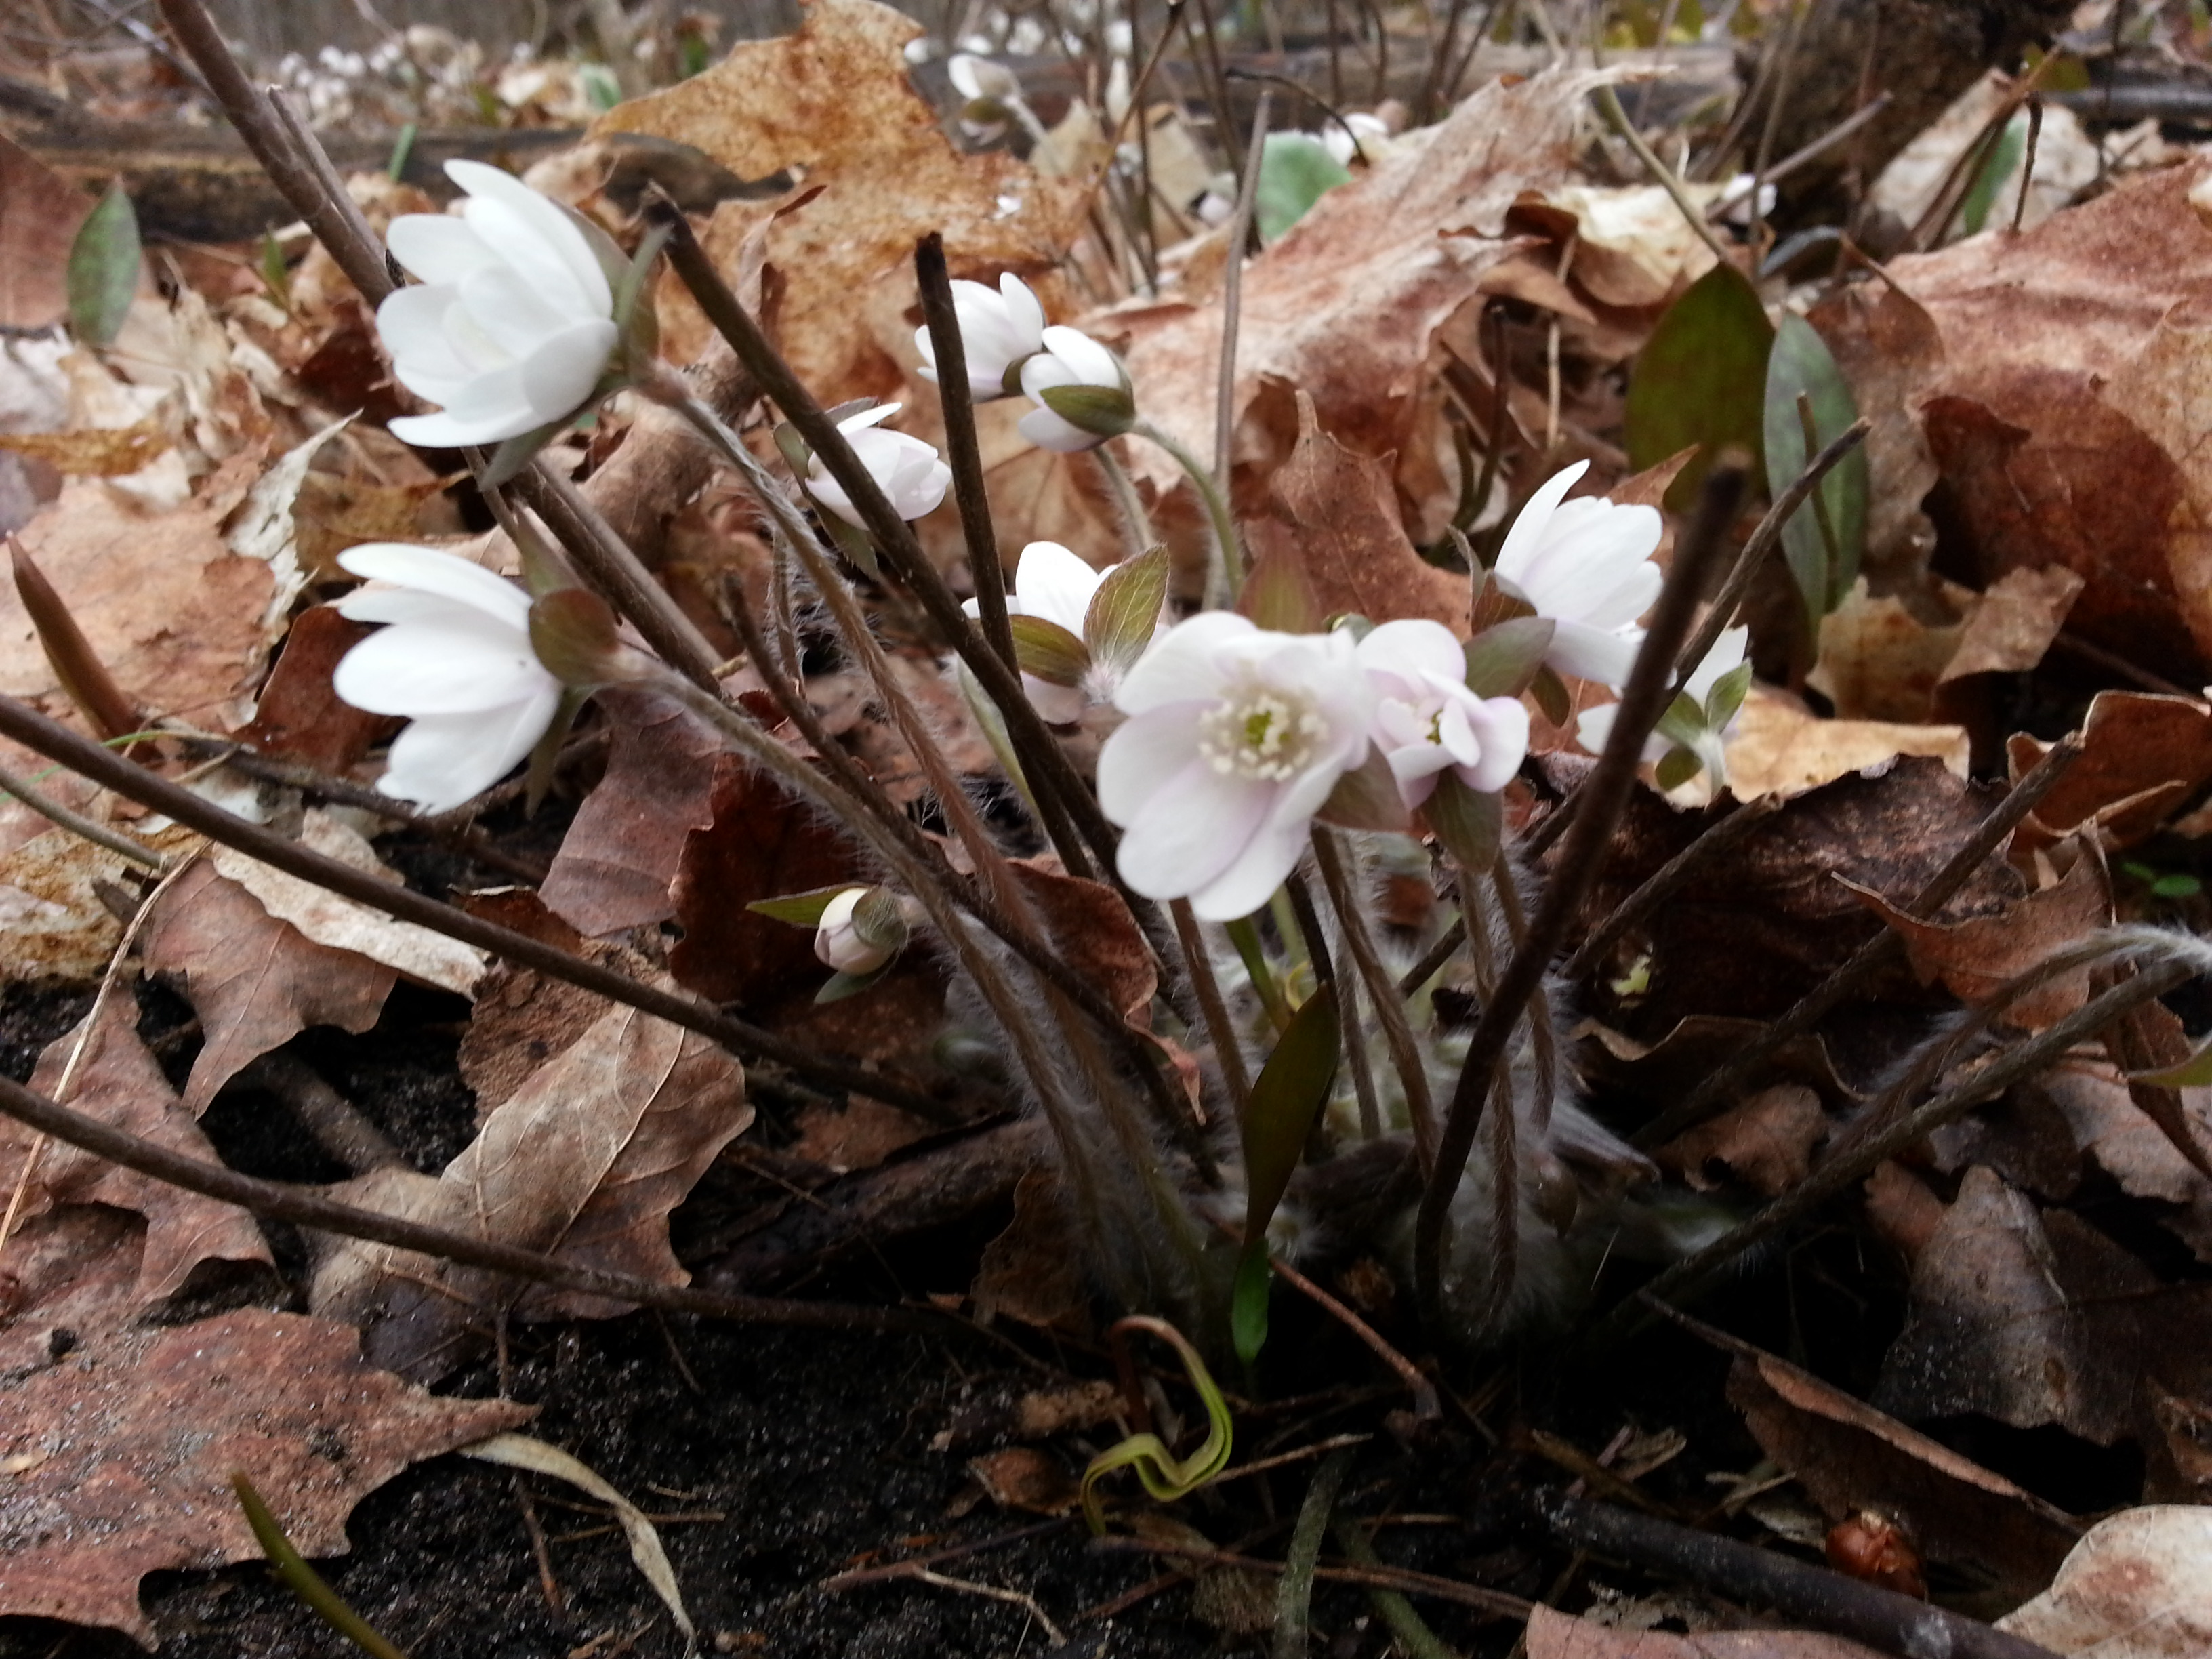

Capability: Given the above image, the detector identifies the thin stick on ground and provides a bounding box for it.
[0,1061,946,1334]
[1413,465,1746,1337]
[0,692,955,1120]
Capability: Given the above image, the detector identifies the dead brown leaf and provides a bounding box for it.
[2007,692,2212,859]
[1940,565,2085,683]
[1847,839,2110,1031]
[16,990,272,1309]
[1727,1345,2082,1595]
[314,999,750,1376]
[1998,1506,2212,1658]
[1804,281,1943,591]
[1240,390,1466,630]
[967,1446,1080,1515]
[0,1307,530,1644]
[1656,1085,1828,1197]
[1010,855,1155,1023]
[0,134,91,332]
[972,1167,1090,1333]
[0,827,136,983]
[1874,1166,2212,1469]
[0,422,173,478]
[139,858,396,1115]
[1524,1604,1885,1659]
[236,603,397,774]
[597,0,1080,401]
[1725,688,1969,802]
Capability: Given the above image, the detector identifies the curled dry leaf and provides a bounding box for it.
[1845,838,2110,1033]
[1725,688,1969,802]
[1656,1084,1829,1197]
[2007,693,2212,861]
[209,809,487,999]
[968,1446,1082,1515]
[1727,1343,2082,1595]
[313,998,750,1378]
[1523,1604,1885,1659]
[1999,1505,2212,1658]
[140,857,397,1115]
[18,990,273,1310]
[0,1307,531,1644]
[1240,390,1466,630]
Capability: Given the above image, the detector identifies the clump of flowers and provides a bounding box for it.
[799,403,952,528]
[1578,625,1753,792]
[1489,459,1664,690]
[1355,619,1531,808]
[914,273,1048,400]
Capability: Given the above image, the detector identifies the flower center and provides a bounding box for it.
[1197,683,1328,782]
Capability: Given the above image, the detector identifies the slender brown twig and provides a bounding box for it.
[0,1063,943,1334]
[0,692,954,1118]
[1413,466,1746,1337]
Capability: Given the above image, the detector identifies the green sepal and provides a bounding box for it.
[480,418,571,487]
[747,885,860,927]
[1038,382,1137,440]
[1083,544,1168,675]
[1529,663,1572,728]
[1425,771,1502,872]
[825,512,881,579]
[1317,748,1413,834]
[849,886,909,952]
[772,422,811,476]
[1654,689,1710,753]
[1463,616,1557,699]
[1654,745,1704,792]
[815,965,890,1004]
[1008,613,1090,686]
[1703,659,1754,729]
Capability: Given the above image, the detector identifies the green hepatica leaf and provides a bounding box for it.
[1256,132,1352,243]
[1084,544,1168,676]
[1235,985,1340,1361]
[746,885,857,927]
[1764,312,1867,626]
[1009,613,1090,686]
[68,182,141,349]
[1625,260,1773,511]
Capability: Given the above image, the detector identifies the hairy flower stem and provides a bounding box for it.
[648,203,1136,897]
[1172,899,1251,1120]
[1414,465,1746,1342]
[1227,916,1294,1034]
[1134,418,1244,608]
[1312,829,1437,1164]
[1092,445,1155,560]
[663,396,1212,1181]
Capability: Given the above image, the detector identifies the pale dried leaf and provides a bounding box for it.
[1999,1506,2212,1658]
[1725,688,1969,801]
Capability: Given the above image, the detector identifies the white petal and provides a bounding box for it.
[803,470,863,529]
[447,158,611,316]
[333,616,552,715]
[388,403,541,449]
[1356,617,1464,684]
[1015,403,1101,453]
[375,285,476,388]
[375,686,559,811]
[1019,350,1077,401]
[1097,703,1205,824]
[1113,611,1254,714]
[385,214,500,286]
[837,403,902,434]
[1038,325,1122,388]
[519,319,619,423]
[1116,757,1271,903]
[454,265,574,359]
[1000,274,1046,345]
[337,543,533,623]
[1547,620,1645,689]
[1492,460,1589,586]
[1460,697,1529,792]
[1013,541,1103,634]
[1188,780,1317,922]
[1025,674,1089,725]
[1574,703,1615,758]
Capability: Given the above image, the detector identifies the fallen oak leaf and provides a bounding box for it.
[312,997,751,1378]
[2007,692,2212,861]
[0,1307,531,1645]
[139,857,397,1115]
[1999,1505,2212,1658]
[1725,687,1969,802]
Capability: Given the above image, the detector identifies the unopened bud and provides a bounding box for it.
[527,588,646,687]
[815,885,909,975]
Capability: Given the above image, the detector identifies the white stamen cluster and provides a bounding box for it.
[1196,687,1327,782]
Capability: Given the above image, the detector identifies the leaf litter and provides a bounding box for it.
[20,2,2212,1656]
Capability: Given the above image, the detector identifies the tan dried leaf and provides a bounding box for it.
[1725,687,1969,802]
[1656,1085,1828,1197]
[0,1308,531,1644]
[139,858,396,1115]
[0,134,91,330]
[313,999,750,1377]
[2001,1506,2212,1657]
[0,422,173,478]
[1525,1605,1885,1659]
[2008,691,2212,858]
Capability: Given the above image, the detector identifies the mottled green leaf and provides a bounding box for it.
[67,182,140,349]
[1625,261,1772,510]
[1763,312,1867,626]
[1256,132,1353,243]
[1084,544,1168,674]
[1009,613,1090,686]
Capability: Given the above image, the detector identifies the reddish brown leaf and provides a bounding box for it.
[0,134,91,331]
[0,1307,530,1643]
[1999,1506,2212,1658]
[1656,1084,1829,1197]
[139,859,396,1114]
[19,991,271,1307]
[1524,1604,1886,1658]
[1010,855,1155,1023]
[237,603,396,774]
[1241,390,1467,631]
[2008,692,2212,859]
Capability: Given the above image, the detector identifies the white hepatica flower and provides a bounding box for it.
[803,404,951,528]
[914,272,1047,400]
[1355,619,1531,808]
[815,887,899,975]
[965,540,1160,723]
[377,159,621,449]
[1099,614,1376,921]
[1492,459,1664,689]
[1319,111,1393,167]
[331,542,562,811]
[1018,325,1134,453]
[1576,624,1751,788]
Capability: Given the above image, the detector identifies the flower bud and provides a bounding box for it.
[1018,327,1136,453]
[815,886,909,975]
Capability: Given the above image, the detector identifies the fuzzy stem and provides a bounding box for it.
[1313,828,1437,1165]
[1135,418,1244,607]
[1227,916,1294,1034]
[1173,899,1252,1120]
[1092,444,1155,559]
